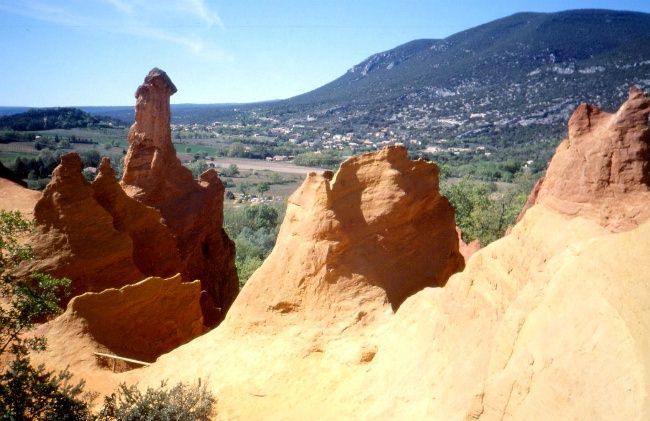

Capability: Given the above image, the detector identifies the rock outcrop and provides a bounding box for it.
[32,275,204,394]
[19,69,237,324]
[121,68,238,325]
[22,153,144,299]
[329,206,650,420]
[522,86,650,231]
[33,90,650,420]
[228,146,464,331]
[91,157,182,278]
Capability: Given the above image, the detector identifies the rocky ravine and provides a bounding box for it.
[32,88,650,420]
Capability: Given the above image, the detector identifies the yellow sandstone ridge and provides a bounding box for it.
[32,275,204,396]
[32,88,650,420]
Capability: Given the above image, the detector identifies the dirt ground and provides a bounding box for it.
[209,157,326,175]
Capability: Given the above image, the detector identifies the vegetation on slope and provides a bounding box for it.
[0,108,125,131]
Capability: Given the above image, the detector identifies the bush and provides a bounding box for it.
[0,210,91,420]
[185,160,208,179]
[443,176,528,246]
[0,355,91,420]
[236,256,263,288]
[256,182,270,194]
[222,164,239,177]
[224,204,283,285]
[97,380,215,421]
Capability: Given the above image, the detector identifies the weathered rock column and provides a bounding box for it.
[121,68,239,325]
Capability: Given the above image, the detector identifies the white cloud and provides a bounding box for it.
[185,0,223,28]
[0,0,229,61]
[0,0,93,27]
[102,0,133,15]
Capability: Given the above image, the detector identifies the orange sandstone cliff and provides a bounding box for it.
[18,68,238,323]
[32,275,204,396]
[228,146,465,332]
[22,153,145,298]
[91,157,182,281]
[121,68,238,325]
[35,89,650,420]
[520,86,650,230]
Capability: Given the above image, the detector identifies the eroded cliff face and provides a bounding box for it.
[523,86,650,231]
[31,275,204,395]
[32,88,650,421]
[91,158,182,280]
[22,153,144,299]
[19,69,237,324]
[121,68,238,325]
[227,146,464,333]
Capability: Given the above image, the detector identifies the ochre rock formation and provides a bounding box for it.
[523,86,650,231]
[34,91,650,420]
[32,275,204,395]
[0,174,40,218]
[21,153,144,299]
[18,69,237,324]
[227,146,464,331]
[91,157,182,278]
[329,206,650,420]
[121,68,238,324]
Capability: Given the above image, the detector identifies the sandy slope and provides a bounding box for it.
[113,204,648,420]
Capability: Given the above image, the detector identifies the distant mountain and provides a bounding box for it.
[267,9,650,158]
[291,10,650,105]
[0,107,126,131]
[79,106,134,123]
[0,107,30,117]
[78,103,269,125]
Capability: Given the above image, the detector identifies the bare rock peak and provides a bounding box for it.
[228,146,464,332]
[123,68,239,324]
[522,86,650,231]
[137,67,177,97]
[96,156,115,179]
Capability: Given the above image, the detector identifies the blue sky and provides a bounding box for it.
[1,0,650,106]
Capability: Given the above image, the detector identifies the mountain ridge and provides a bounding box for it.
[288,9,650,106]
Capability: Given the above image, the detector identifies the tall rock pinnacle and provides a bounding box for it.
[121,68,238,325]
[122,68,182,196]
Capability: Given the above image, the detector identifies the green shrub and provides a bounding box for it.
[97,380,215,421]
[224,204,283,285]
[0,210,91,420]
[443,176,528,246]
[185,160,208,179]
